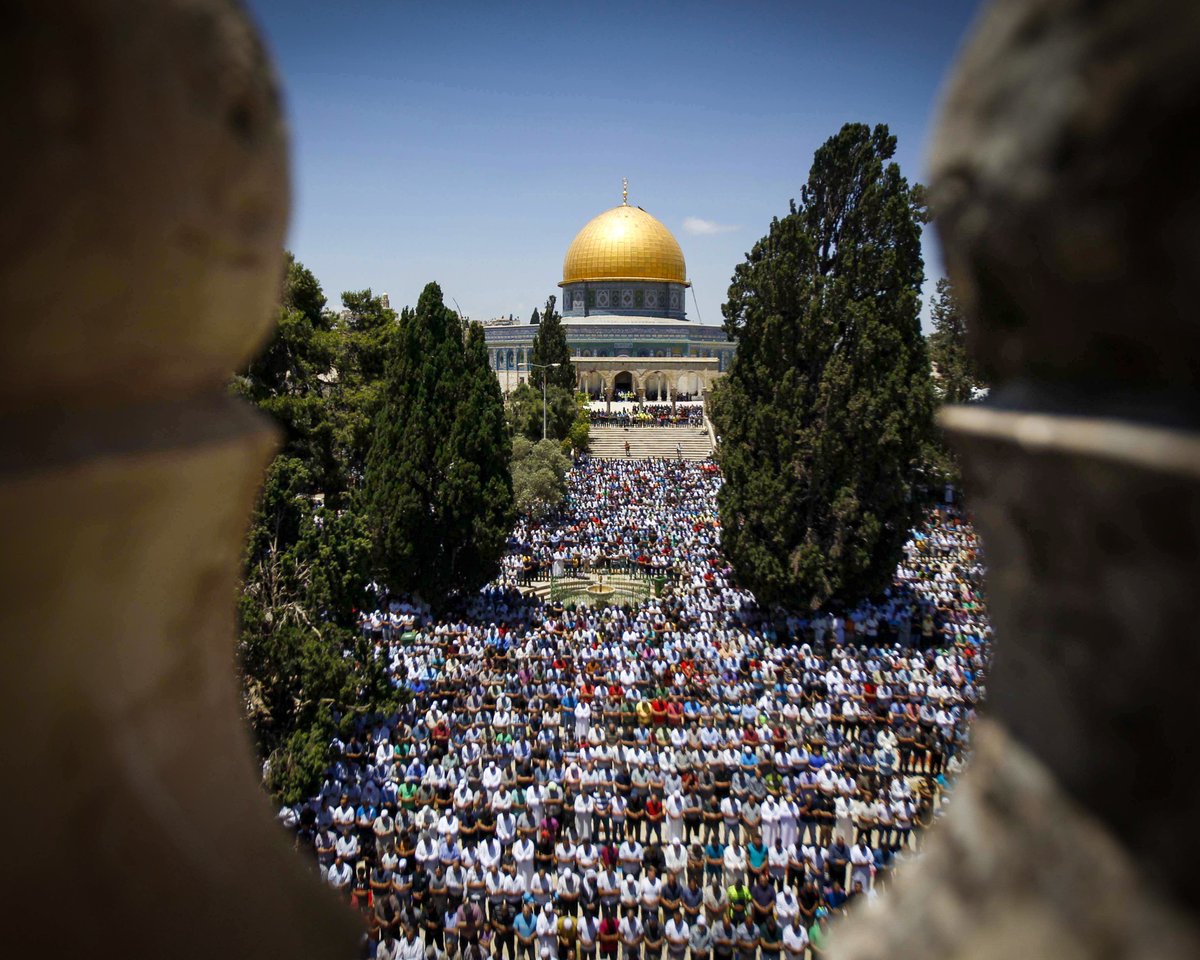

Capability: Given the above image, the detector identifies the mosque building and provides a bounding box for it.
[485,183,734,401]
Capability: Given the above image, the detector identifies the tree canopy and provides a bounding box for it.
[713,122,935,609]
[236,263,512,801]
[506,382,582,444]
[235,258,397,802]
[511,436,572,519]
[529,295,576,390]
[928,277,985,404]
[363,282,513,609]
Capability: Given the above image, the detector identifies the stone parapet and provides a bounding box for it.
[0,1,354,957]
[831,0,1200,956]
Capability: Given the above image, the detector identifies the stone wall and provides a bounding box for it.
[831,0,1200,956]
[0,1,355,957]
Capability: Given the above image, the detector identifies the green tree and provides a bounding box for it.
[238,458,381,803]
[447,322,517,590]
[714,122,935,609]
[235,259,402,804]
[566,393,591,455]
[363,282,512,608]
[330,289,399,498]
[238,253,331,400]
[506,382,581,443]
[529,295,576,389]
[511,436,572,518]
[927,277,984,404]
[232,254,341,494]
[232,272,398,508]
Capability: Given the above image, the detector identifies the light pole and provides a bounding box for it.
[528,362,561,440]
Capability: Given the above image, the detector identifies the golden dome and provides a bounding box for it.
[561,202,689,286]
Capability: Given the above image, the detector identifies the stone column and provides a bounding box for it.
[831,1,1200,958]
[0,2,354,957]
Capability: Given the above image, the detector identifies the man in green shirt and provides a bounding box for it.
[398,781,418,811]
[808,914,829,958]
[726,880,752,924]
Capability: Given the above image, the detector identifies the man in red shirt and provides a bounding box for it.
[646,795,665,844]
[650,698,668,726]
[599,839,619,871]
[599,911,621,960]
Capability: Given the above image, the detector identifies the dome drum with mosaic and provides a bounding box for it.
[485,183,734,401]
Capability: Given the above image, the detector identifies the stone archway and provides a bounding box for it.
[677,372,701,399]
[613,370,634,398]
[644,371,670,401]
[580,370,603,399]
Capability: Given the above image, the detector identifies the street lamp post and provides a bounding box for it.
[528,362,561,440]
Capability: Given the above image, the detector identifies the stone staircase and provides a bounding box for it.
[588,425,714,460]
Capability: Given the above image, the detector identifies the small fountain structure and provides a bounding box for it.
[585,572,616,601]
[543,567,649,608]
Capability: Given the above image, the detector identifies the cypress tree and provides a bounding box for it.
[447,322,516,590]
[331,289,398,503]
[363,281,511,608]
[530,295,576,389]
[928,277,985,404]
[714,122,935,609]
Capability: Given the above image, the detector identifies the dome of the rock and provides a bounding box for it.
[561,202,688,286]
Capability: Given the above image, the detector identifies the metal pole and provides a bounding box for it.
[542,374,547,441]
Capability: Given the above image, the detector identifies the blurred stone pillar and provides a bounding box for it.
[832,1,1200,957]
[0,1,355,957]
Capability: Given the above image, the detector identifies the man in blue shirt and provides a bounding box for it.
[514,902,539,960]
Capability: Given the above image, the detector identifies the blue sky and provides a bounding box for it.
[244,0,985,329]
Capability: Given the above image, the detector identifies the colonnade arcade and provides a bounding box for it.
[489,347,732,374]
[573,357,720,401]
[488,353,720,400]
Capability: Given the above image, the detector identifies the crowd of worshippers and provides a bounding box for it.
[279,458,989,960]
[501,459,723,587]
[589,406,705,428]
